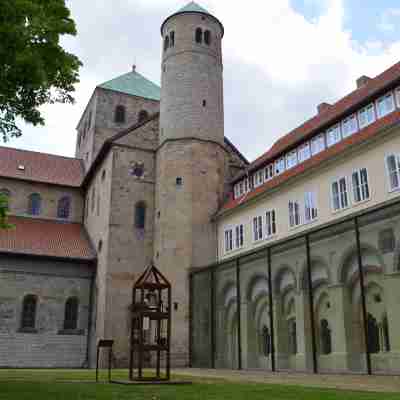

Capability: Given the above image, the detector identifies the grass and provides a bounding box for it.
[0,369,399,400]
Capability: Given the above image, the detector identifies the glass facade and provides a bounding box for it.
[191,201,400,375]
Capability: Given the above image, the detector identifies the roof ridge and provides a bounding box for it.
[0,145,80,162]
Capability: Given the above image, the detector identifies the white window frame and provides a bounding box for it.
[331,176,350,212]
[358,103,376,129]
[304,191,318,223]
[253,215,263,242]
[265,209,276,238]
[395,87,400,109]
[342,114,358,138]
[235,224,244,249]
[286,150,298,169]
[352,168,370,204]
[265,164,274,181]
[224,229,233,253]
[376,92,395,119]
[288,200,301,228]
[311,134,325,156]
[253,170,264,188]
[275,158,285,175]
[385,154,400,192]
[326,124,342,147]
[297,142,311,163]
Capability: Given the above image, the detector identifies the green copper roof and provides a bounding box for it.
[177,2,211,15]
[98,70,160,101]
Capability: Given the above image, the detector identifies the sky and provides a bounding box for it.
[5,0,400,162]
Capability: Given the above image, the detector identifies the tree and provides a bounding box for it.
[0,193,12,229]
[0,0,82,142]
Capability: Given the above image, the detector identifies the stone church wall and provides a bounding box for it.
[0,257,93,368]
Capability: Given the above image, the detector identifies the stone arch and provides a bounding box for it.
[273,265,297,296]
[338,242,384,284]
[245,273,269,302]
[218,280,236,306]
[299,257,330,291]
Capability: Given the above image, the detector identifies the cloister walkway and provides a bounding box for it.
[174,368,400,393]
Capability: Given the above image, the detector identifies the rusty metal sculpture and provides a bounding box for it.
[129,263,171,382]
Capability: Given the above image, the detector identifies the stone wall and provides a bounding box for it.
[0,256,93,368]
[0,177,84,223]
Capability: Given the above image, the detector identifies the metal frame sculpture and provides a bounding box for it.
[129,264,171,381]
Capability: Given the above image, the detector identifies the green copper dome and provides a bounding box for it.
[177,2,211,15]
[161,1,224,37]
[98,69,160,101]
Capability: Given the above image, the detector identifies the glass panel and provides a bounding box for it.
[271,237,311,372]
[191,271,212,368]
[215,261,238,369]
[358,203,400,374]
[239,251,272,370]
[309,220,365,373]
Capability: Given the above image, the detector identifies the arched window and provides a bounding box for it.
[170,31,175,47]
[164,35,170,51]
[204,30,211,45]
[57,196,71,219]
[382,315,390,352]
[64,297,79,330]
[195,28,203,44]
[288,318,297,354]
[320,319,332,354]
[27,193,42,216]
[21,294,37,329]
[138,110,149,123]
[261,325,271,357]
[367,313,380,353]
[135,202,146,229]
[0,188,11,209]
[114,105,126,124]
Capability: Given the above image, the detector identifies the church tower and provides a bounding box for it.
[155,2,226,365]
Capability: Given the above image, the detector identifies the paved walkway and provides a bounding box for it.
[174,368,400,393]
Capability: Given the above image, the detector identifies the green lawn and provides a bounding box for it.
[0,369,399,400]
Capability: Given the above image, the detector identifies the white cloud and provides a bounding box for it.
[5,0,400,162]
[378,8,400,33]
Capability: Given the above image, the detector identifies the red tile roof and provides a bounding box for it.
[0,147,84,187]
[233,61,400,182]
[0,216,96,261]
[220,110,400,214]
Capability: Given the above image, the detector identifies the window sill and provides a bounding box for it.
[18,328,38,334]
[331,205,351,215]
[352,197,371,207]
[58,329,85,336]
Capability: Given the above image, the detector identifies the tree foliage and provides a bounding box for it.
[0,0,82,142]
[0,193,13,229]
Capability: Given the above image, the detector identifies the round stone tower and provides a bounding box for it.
[155,2,226,366]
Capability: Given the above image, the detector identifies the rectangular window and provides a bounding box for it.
[326,124,341,147]
[289,200,301,228]
[376,92,395,118]
[342,114,358,138]
[311,134,325,155]
[304,191,318,222]
[352,168,370,203]
[386,154,400,191]
[225,229,233,252]
[331,177,349,211]
[286,150,298,169]
[265,164,274,181]
[298,142,311,163]
[275,158,285,175]
[265,210,276,237]
[244,178,249,193]
[253,170,264,188]
[253,216,263,241]
[396,87,400,108]
[358,103,376,129]
[235,224,244,248]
